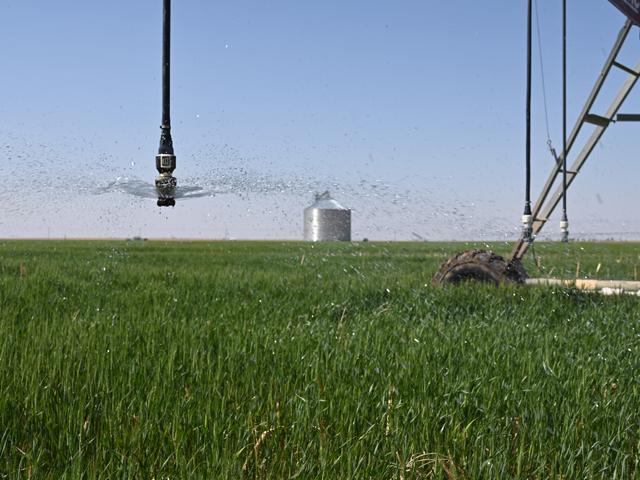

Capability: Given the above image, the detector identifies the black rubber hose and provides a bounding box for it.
[524,0,532,217]
[162,0,171,129]
[158,0,174,156]
[562,0,568,222]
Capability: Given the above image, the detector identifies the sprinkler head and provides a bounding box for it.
[157,197,176,207]
[156,153,176,175]
[560,220,569,243]
[155,172,177,207]
[155,172,177,190]
[155,149,177,207]
[521,214,533,244]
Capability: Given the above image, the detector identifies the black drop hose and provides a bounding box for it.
[159,0,174,156]
[524,0,533,219]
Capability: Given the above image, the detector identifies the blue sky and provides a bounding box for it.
[1,1,639,240]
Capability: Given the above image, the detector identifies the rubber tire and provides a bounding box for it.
[432,249,527,286]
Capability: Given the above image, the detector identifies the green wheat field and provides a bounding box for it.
[1,240,639,478]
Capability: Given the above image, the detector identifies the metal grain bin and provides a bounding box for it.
[304,191,351,242]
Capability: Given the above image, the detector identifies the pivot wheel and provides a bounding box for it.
[432,249,528,286]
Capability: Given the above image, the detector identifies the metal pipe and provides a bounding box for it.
[524,20,631,221]
[159,0,174,156]
[522,0,533,242]
[527,278,640,294]
[525,0,532,214]
[561,0,569,242]
[512,56,640,260]
[155,0,177,206]
[510,20,634,261]
[162,0,171,130]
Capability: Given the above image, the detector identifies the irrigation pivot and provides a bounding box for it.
[155,0,177,207]
[608,0,640,25]
[434,0,640,285]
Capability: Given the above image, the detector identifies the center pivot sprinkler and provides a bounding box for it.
[434,0,640,286]
[155,0,177,207]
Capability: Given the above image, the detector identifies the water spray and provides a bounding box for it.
[155,0,177,207]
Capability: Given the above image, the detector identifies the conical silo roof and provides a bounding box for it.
[306,191,349,211]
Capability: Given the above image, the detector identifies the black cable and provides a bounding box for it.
[534,0,552,146]
[534,0,562,165]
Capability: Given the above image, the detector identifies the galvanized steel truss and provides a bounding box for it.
[511,19,640,261]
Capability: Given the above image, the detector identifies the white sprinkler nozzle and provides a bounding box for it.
[560,219,569,242]
[521,214,533,243]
